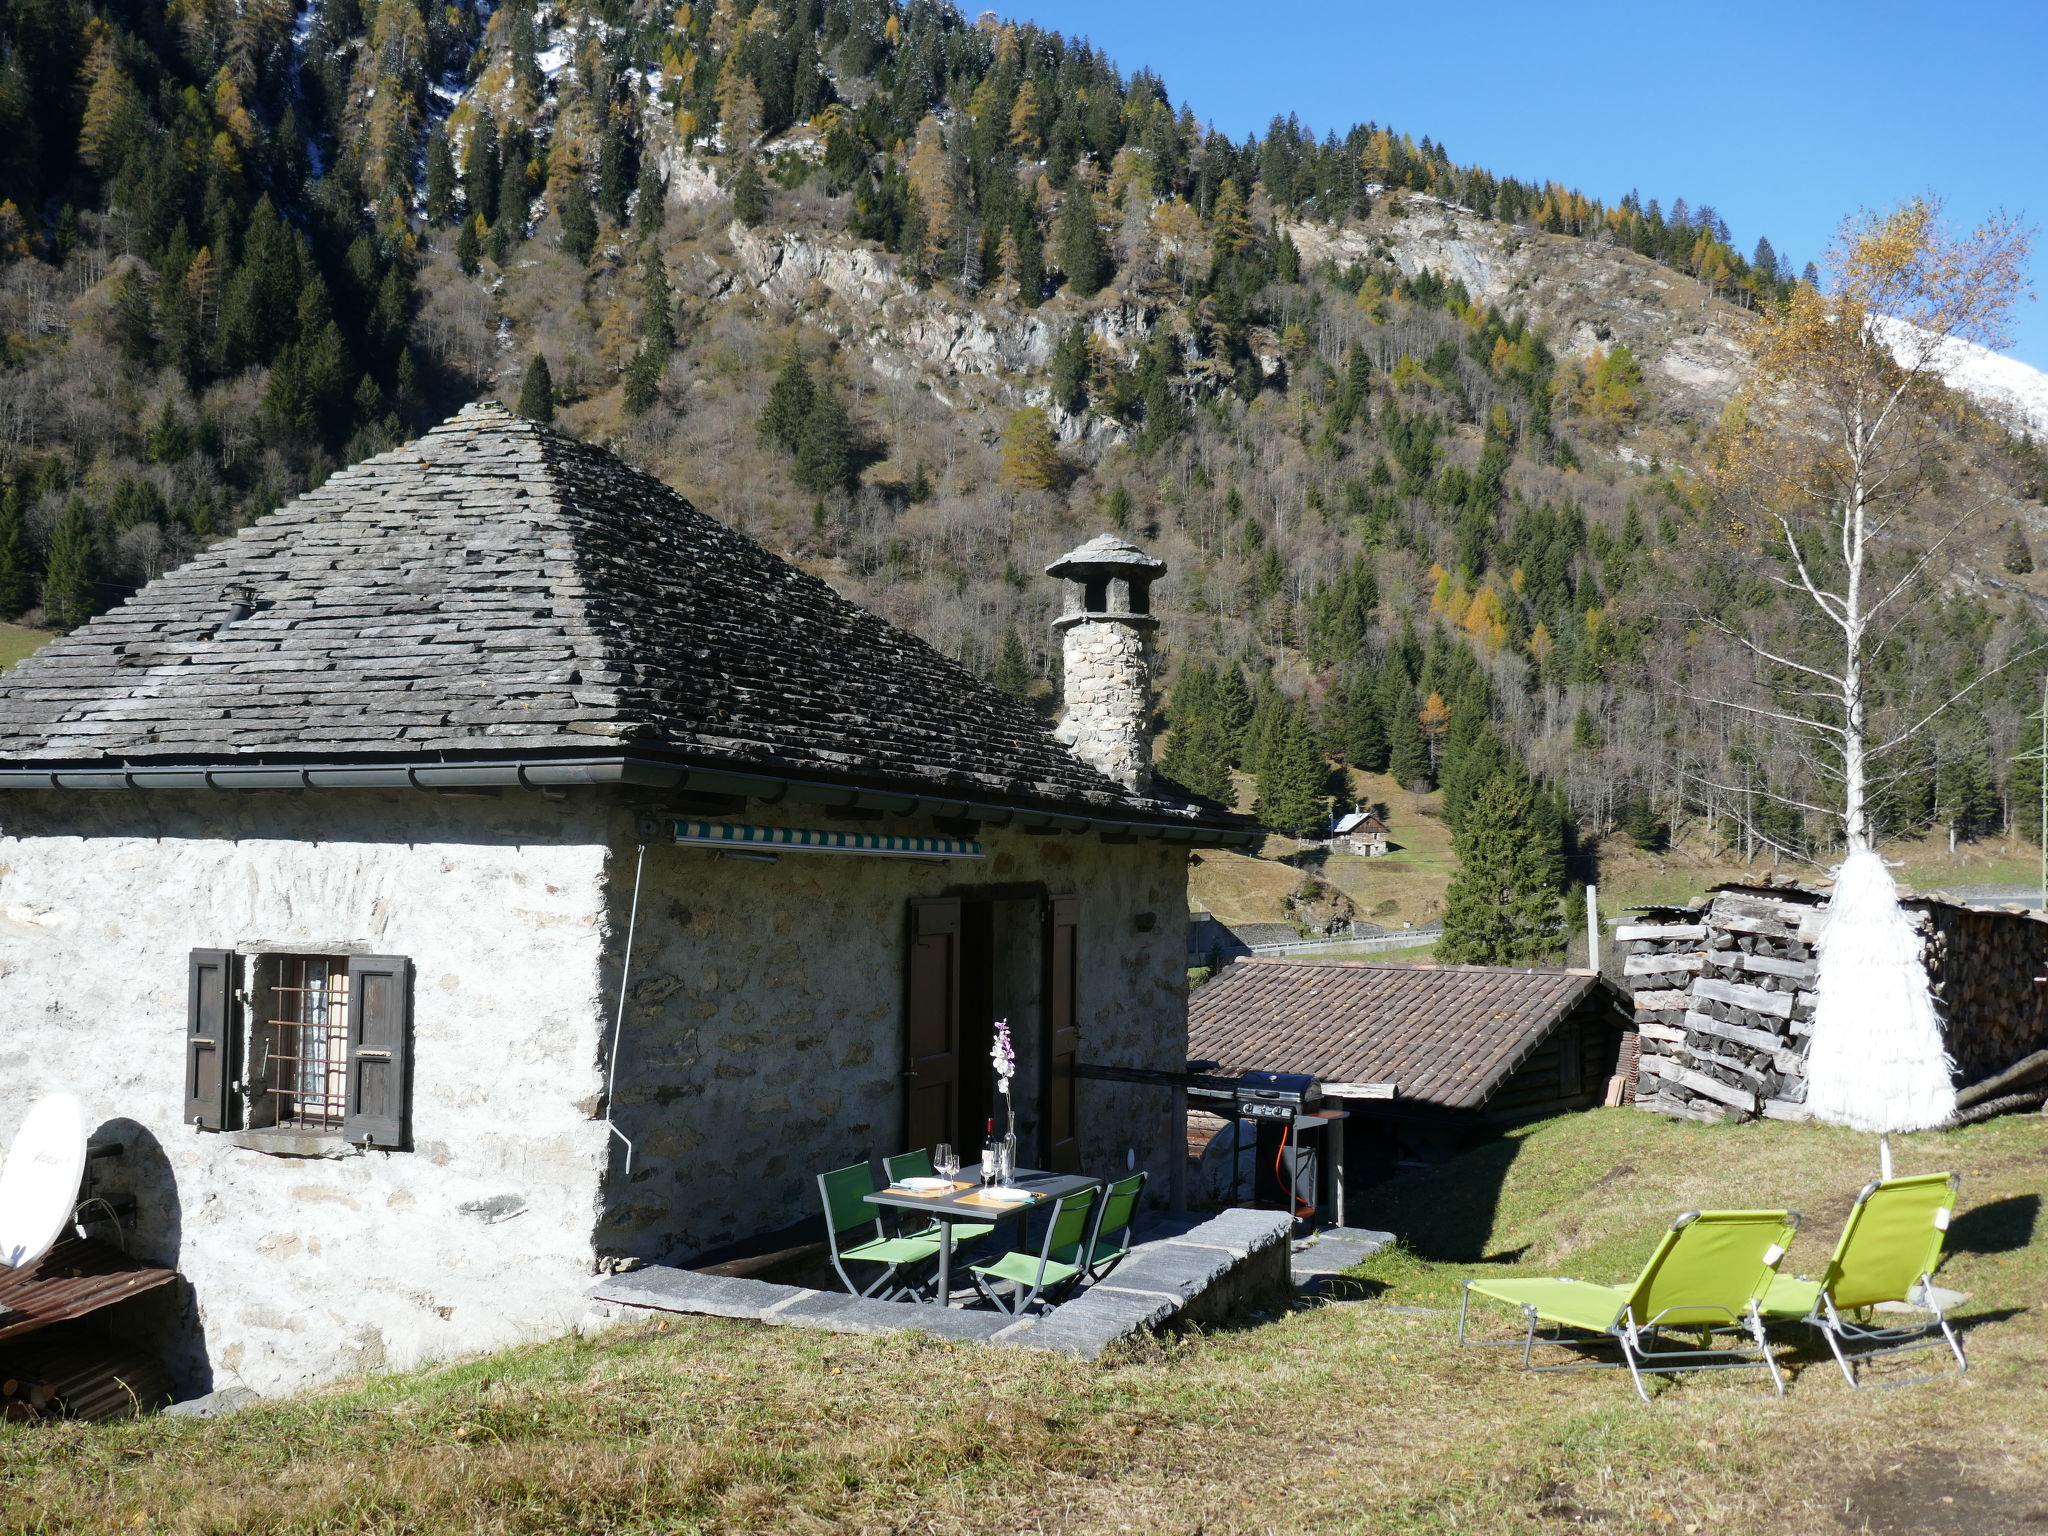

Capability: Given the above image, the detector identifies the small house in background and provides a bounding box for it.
[1188,959,1630,1192]
[1330,809,1390,856]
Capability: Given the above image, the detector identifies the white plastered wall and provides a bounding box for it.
[0,789,614,1397]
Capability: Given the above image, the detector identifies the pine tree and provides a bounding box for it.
[455,214,483,274]
[424,124,457,225]
[622,348,662,416]
[730,157,769,226]
[2005,531,2034,575]
[1436,764,1563,965]
[907,461,934,503]
[1213,666,1253,763]
[597,123,633,226]
[1050,323,1090,413]
[1385,684,1432,789]
[999,408,1060,492]
[1010,214,1046,306]
[993,624,1031,697]
[1253,701,1329,838]
[466,109,501,224]
[1056,190,1111,298]
[557,174,598,260]
[0,479,32,619]
[641,247,675,358]
[793,381,856,492]
[634,157,667,238]
[758,344,816,455]
[517,354,555,422]
[1159,709,1235,804]
[41,498,99,631]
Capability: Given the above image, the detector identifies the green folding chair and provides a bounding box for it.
[817,1161,943,1301]
[1458,1209,1800,1402]
[1079,1171,1148,1284]
[883,1150,996,1249]
[969,1183,1102,1316]
[1760,1172,1967,1388]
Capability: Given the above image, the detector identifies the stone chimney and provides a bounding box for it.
[1046,534,1166,794]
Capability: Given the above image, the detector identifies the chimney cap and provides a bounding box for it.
[1045,534,1166,580]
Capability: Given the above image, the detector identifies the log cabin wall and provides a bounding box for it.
[1618,882,2048,1123]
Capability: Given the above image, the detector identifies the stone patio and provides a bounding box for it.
[588,1207,1304,1360]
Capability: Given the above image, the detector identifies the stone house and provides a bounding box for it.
[1329,810,1390,857]
[0,404,1250,1397]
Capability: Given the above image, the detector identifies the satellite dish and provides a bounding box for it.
[0,1093,89,1271]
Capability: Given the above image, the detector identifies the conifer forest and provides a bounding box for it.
[4,0,2046,957]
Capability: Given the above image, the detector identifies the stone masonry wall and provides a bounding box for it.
[594,799,1191,1265]
[1055,620,1152,793]
[0,790,614,1397]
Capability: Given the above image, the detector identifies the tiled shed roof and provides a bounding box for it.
[0,405,1242,830]
[1188,959,1606,1110]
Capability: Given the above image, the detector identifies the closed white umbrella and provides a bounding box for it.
[1805,849,1956,1177]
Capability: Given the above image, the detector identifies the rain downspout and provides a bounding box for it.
[604,843,647,1180]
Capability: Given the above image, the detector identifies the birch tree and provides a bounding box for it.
[1700,199,2033,855]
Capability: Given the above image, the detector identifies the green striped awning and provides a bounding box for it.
[669,820,985,859]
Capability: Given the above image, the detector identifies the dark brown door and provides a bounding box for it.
[904,898,962,1156]
[1043,894,1082,1172]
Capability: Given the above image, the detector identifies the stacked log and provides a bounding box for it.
[1688,889,1823,1122]
[1614,910,1711,1119]
[1617,878,2048,1126]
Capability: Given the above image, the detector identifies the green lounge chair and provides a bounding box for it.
[1760,1172,1967,1388]
[883,1150,996,1250]
[1458,1209,1800,1402]
[817,1161,943,1301]
[1079,1171,1147,1284]
[969,1183,1101,1315]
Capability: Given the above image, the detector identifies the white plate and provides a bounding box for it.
[898,1177,954,1192]
[977,1187,1035,1203]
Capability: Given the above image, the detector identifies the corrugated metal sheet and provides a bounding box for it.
[0,1236,179,1344]
[1188,959,1603,1110]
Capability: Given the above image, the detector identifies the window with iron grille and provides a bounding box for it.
[264,956,352,1132]
[184,949,413,1149]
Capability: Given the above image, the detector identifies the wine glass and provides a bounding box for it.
[934,1142,959,1184]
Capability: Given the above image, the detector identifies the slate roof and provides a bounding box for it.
[0,404,1239,829]
[1187,959,1609,1110]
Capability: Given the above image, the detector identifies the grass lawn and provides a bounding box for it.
[0,621,53,670]
[6,1110,2043,1534]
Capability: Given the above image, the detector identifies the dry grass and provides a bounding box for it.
[6,1110,2044,1534]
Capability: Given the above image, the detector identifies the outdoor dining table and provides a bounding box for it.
[864,1167,1100,1308]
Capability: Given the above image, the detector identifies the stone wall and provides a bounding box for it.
[595,797,1192,1265]
[0,789,615,1397]
[1054,619,1152,793]
[1620,881,2048,1123]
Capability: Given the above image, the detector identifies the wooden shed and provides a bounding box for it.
[1188,959,1631,1186]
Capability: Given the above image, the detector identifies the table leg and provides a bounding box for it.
[936,1217,953,1307]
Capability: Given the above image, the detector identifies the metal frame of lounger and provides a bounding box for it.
[1457,1209,1799,1403]
[1457,1285,1786,1402]
[1764,1174,1968,1390]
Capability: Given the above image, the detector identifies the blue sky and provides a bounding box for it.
[1007,1,2048,371]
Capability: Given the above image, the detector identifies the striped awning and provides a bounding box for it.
[668,820,984,859]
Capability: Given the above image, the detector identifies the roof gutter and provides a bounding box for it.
[0,753,1262,849]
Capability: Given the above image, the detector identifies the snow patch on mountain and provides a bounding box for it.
[1877,317,2048,438]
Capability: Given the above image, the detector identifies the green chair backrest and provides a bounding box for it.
[1822,1173,1957,1312]
[1623,1208,1799,1327]
[1095,1172,1146,1251]
[818,1161,882,1237]
[885,1150,933,1184]
[1045,1184,1100,1259]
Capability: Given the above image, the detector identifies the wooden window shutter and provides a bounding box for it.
[344,955,412,1149]
[1043,895,1082,1173]
[904,899,962,1156]
[185,949,240,1131]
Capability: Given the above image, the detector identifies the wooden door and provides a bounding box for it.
[904,898,962,1156]
[1042,894,1082,1172]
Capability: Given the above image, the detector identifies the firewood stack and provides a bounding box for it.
[1618,878,2048,1125]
